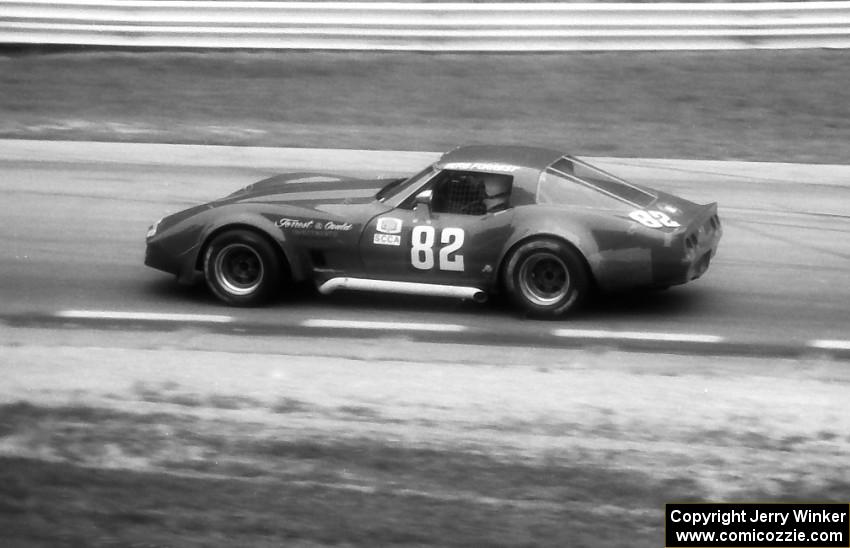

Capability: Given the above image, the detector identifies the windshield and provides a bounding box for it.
[548,157,656,207]
[376,164,435,202]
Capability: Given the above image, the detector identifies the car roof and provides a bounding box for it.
[437,145,565,172]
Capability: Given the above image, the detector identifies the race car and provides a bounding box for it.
[145,145,721,317]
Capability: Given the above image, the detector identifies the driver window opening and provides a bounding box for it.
[429,170,513,215]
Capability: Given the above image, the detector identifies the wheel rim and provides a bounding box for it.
[517,252,570,306]
[213,243,264,296]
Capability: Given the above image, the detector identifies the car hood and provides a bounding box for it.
[217,172,400,207]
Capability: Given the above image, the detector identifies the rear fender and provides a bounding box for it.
[497,208,601,285]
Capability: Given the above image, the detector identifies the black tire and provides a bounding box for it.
[203,229,283,306]
[503,238,589,318]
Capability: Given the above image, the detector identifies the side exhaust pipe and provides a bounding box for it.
[318,277,487,303]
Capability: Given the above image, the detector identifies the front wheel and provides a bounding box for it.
[203,229,283,306]
[503,239,589,318]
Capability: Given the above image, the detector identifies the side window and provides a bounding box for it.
[431,170,513,215]
[537,170,623,209]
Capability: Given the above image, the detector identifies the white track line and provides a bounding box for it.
[302,319,466,332]
[56,310,233,323]
[552,328,724,344]
[809,340,850,350]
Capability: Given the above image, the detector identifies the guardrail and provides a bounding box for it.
[2,1,850,51]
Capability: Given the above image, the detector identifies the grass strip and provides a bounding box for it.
[1,49,848,162]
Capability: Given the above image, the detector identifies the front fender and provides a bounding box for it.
[197,211,308,282]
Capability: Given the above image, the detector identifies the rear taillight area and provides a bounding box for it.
[709,214,720,231]
[691,250,712,280]
[685,213,721,253]
[701,214,720,238]
[685,233,698,252]
[653,204,721,287]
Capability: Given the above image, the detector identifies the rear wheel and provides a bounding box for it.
[203,229,283,306]
[503,238,589,318]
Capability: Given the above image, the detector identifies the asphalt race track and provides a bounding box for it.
[2,139,849,358]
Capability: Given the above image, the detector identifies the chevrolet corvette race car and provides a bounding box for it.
[145,145,721,317]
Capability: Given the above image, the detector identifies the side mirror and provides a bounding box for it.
[413,189,433,220]
[414,189,433,205]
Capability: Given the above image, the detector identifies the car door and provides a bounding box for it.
[359,169,516,287]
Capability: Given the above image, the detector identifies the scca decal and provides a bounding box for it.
[373,233,401,246]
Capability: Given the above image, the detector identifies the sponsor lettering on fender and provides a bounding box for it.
[277,217,353,236]
[276,217,314,230]
[323,221,354,231]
